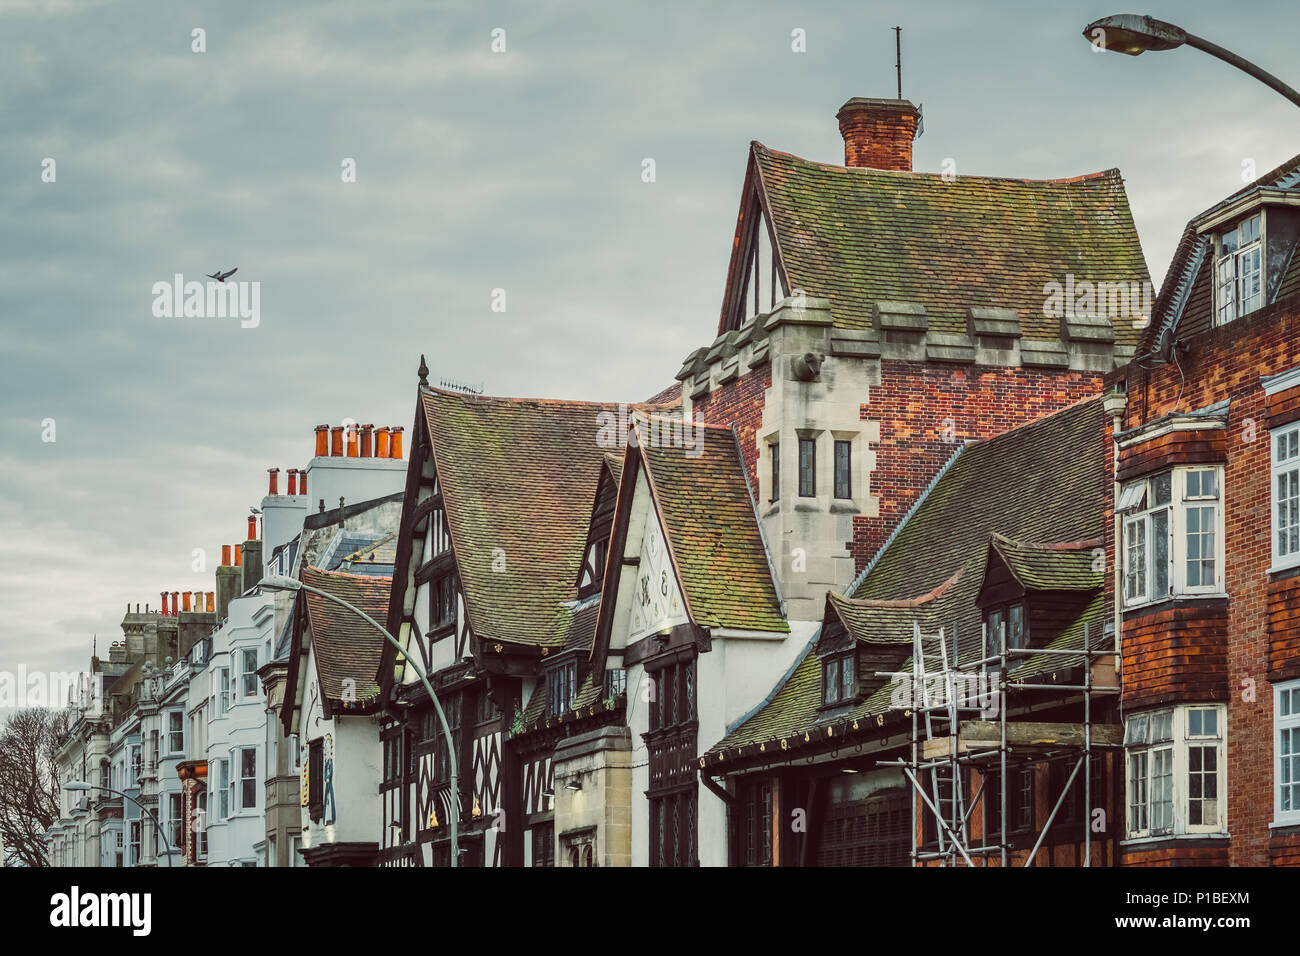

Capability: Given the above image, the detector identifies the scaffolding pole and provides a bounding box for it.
[886,617,1116,868]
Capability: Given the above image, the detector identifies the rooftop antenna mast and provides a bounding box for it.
[895,26,903,99]
[894,26,924,137]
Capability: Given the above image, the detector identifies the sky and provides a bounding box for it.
[1,0,1296,684]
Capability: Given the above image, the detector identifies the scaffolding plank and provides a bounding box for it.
[922,720,1122,760]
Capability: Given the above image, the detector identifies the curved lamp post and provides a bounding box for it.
[63,781,173,867]
[258,574,459,868]
[1083,14,1300,109]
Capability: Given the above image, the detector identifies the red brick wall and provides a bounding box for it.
[1112,294,1300,867]
[1116,428,1226,483]
[1270,829,1300,866]
[1268,566,1300,680]
[851,360,1102,571]
[1121,842,1230,866]
[690,364,771,492]
[1121,603,1229,710]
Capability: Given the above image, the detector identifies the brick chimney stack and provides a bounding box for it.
[836,98,920,171]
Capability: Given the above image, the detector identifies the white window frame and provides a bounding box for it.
[166,710,185,755]
[168,792,185,850]
[1118,466,1224,609]
[215,757,230,819]
[129,820,141,866]
[196,790,208,861]
[1275,680,1300,827]
[236,745,258,812]
[240,647,259,698]
[1124,704,1226,839]
[1272,423,1300,571]
[1215,212,1264,326]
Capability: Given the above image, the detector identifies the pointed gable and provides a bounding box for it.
[638,421,786,632]
[593,417,787,673]
[282,565,391,735]
[720,141,1150,348]
[1140,151,1300,357]
[576,455,622,599]
[719,149,787,334]
[417,388,623,648]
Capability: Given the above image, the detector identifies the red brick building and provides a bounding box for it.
[677,95,1149,626]
[1110,152,1300,866]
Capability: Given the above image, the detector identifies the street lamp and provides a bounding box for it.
[258,574,459,867]
[1084,13,1300,109]
[63,782,174,867]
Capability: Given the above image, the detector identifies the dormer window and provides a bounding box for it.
[546,659,577,718]
[1215,213,1263,325]
[984,602,1026,653]
[822,650,856,706]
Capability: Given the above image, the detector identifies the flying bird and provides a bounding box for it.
[206,267,238,282]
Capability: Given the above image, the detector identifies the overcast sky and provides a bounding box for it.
[1,0,1296,684]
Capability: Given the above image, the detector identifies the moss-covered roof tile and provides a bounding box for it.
[754,143,1150,348]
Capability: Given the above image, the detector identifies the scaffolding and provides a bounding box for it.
[879,619,1122,867]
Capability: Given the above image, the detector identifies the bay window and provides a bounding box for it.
[1119,467,1223,608]
[1276,680,1300,826]
[1124,704,1225,839]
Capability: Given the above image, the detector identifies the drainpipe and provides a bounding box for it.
[1102,389,1128,689]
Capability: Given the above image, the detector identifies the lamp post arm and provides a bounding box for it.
[294,582,459,868]
[1182,32,1300,109]
[81,784,173,867]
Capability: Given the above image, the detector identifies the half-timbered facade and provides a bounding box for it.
[378,377,657,866]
